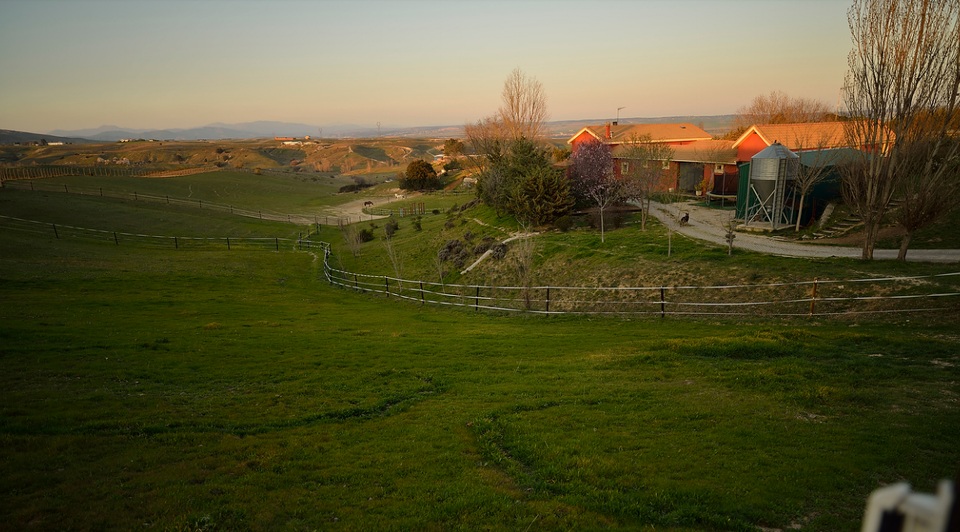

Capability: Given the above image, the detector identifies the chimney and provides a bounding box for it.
[605,122,611,139]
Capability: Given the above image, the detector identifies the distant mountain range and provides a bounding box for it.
[3,116,735,144]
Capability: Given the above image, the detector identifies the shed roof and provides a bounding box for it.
[752,142,799,160]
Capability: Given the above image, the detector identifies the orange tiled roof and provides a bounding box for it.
[732,122,848,150]
[569,123,712,145]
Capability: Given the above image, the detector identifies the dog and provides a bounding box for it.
[680,212,689,226]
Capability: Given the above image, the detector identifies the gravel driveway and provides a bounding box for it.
[641,200,960,263]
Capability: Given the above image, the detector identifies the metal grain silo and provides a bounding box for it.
[743,142,799,230]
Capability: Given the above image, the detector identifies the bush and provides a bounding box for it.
[444,220,454,229]
[473,240,492,255]
[438,239,463,262]
[463,231,474,242]
[358,228,375,242]
[432,209,440,215]
[490,242,508,260]
[453,248,471,269]
[338,182,373,193]
[384,218,399,238]
[554,215,574,232]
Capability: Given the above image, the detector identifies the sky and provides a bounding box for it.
[0,0,853,133]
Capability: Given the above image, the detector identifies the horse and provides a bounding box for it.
[363,200,374,208]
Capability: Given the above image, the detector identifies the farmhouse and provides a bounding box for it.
[567,122,738,194]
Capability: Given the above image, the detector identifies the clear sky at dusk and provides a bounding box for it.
[0,0,852,133]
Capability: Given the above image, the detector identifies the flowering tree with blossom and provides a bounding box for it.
[569,138,622,243]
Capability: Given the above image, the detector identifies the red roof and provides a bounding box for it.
[568,123,712,145]
[731,122,848,151]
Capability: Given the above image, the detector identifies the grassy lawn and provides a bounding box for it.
[1,185,958,531]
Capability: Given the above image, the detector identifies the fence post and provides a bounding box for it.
[227,237,230,250]
[355,274,359,291]
[166,196,169,204]
[275,238,279,251]
[660,287,665,318]
[31,181,34,191]
[64,184,68,193]
[100,188,103,197]
[546,287,550,313]
[809,278,819,317]
[476,285,480,311]
[420,281,425,304]
[385,277,390,297]
[259,211,262,219]
[230,205,233,214]
[53,224,59,239]
[199,200,202,208]
[114,232,119,245]
[175,236,178,249]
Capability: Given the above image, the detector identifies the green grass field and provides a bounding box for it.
[1,180,958,531]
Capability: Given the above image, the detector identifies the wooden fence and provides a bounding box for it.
[321,246,960,318]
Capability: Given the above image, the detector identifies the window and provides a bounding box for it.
[661,160,670,170]
[714,163,724,174]
[621,161,629,174]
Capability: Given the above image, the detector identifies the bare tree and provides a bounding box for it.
[381,234,404,279]
[893,137,960,260]
[790,131,843,232]
[620,134,675,231]
[511,226,538,310]
[729,91,831,139]
[342,225,363,258]
[498,68,549,141]
[841,0,960,259]
[463,114,507,175]
[569,138,621,243]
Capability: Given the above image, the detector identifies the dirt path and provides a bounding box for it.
[322,190,419,220]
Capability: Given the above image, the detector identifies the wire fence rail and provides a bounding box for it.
[0,215,327,251]
[1,179,361,227]
[320,248,960,318]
